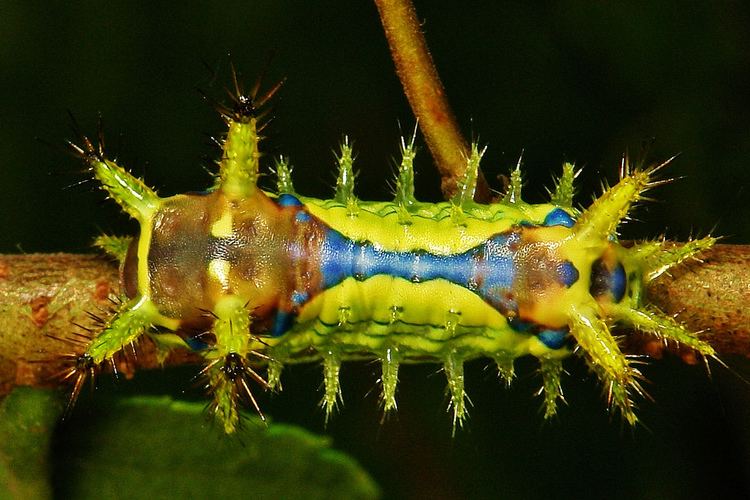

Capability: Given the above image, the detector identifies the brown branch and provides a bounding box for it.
[644,244,750,358]
[374,0,492,202]
[0,254,200,397]
[0,247,748,396]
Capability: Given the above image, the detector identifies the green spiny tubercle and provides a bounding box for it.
[93,234,132,262]
[274,156,295,195]
[502,157,523,204]
[380,347,400,413]
[394,132,418,223]
[550,162,577,208]
[334,138,358,215]
[538,357,564,419]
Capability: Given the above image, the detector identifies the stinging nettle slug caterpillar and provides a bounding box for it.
[61,73,717,434]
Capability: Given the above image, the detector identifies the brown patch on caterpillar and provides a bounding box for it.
[29,296,51,327]
[643,338,665,359]
[147,195,217,319]
[513,227,571,328]
[680,350,699,365]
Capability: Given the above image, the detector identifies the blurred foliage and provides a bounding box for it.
[53,395,378,499]
[1,390,378,499]
[0,388,61,499]
[1,1,749,498]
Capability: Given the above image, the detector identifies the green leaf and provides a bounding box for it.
[0,387,64,500]
[53,396,379,500]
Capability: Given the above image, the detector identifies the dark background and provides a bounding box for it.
[2,2,750,498]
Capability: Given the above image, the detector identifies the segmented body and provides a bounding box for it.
[65,81,717,434]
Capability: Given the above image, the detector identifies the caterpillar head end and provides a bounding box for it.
[553,163,717,423]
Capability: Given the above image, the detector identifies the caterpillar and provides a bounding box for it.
[62,77,717,434]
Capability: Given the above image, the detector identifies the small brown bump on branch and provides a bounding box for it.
[374,0,492,202]
[94,279,111,303]
[29,296,51,328]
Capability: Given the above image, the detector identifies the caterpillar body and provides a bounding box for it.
[65,81,716,434]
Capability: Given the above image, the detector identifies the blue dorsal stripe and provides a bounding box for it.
[319,229,516,312]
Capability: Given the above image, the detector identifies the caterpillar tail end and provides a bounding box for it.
[630,236,717,282]
[617,235,717,362]
[564,158,717,424]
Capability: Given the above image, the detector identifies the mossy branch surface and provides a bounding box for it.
[0,248,748,396]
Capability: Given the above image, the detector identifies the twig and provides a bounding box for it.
[374,0,492,202]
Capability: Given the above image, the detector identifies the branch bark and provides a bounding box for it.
[644,244,750,359]
[374,0,492,202]
[0,254,201,397]
[0,247,748,395]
